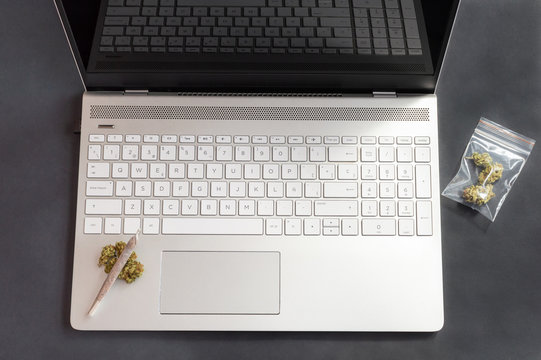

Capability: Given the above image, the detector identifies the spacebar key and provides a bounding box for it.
[162,218,264,235]
[177,0,264,6]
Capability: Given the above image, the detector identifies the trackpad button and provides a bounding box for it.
[160,251,280,314]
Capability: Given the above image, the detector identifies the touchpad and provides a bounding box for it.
[160,251,280,314]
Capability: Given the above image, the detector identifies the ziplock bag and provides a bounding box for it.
[442,118,535,221]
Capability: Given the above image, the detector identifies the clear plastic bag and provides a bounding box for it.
[442,118,535,221]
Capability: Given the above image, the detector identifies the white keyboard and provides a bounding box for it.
[83,133,433,236]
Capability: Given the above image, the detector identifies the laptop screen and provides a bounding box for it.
[55,0,459,93]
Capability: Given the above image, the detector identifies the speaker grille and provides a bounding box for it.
[95,61,426,73]
[90,105,429,122]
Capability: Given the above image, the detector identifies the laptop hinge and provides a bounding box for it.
[124,89,149,95]
[373,91,397,98]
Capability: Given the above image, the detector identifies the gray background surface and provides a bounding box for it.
[1,0,541,359]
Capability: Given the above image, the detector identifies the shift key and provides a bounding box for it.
[315,200,358,216]
[311,8,350,17]
[326,38,353,48]
[85,199,122,215]
[320,17,351,27]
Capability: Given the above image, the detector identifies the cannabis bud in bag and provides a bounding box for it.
[442,118,535,221]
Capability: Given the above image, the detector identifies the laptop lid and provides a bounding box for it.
[54,0,459,94]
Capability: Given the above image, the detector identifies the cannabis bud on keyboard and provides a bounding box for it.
[98,241,144,283]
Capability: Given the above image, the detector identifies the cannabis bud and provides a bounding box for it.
[463,184,495,206]
[98,241,144,283]
[467,152,493,168]
[478,162,504,184]
[462,152,503,205]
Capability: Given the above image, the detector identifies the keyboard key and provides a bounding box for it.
[150,163,166,178]
[361,136,376,144]
[415,147,431,162]
[89,134,105,142]
[341,218,358,235]
[414,136,430,145]
[86,181,114,197]
[416,201,433,236]
[361,164,377,180]
[198,135,213,143]
[104,217,122,234]
[326,38,353,48]
[398,200,414,217]
[88,145,101,160]
[397,182,414,198]
[379,164,395,180]
[311,8,350,16]
[87,163,110,178]
[125,199,142,215]
[398,219,414,236]
[104,145,120,160]
[397,146,413,162]
[361,146,377,162]
[143,217,160,234]
[314,200,357,216]
[305,182,321,198]
[323,218,339,227]
[291,147,307,161]
[270,136,286,144]
[107,135,122,143]
[328,146,357,162]
[86,199,122,215]
[337,164,358,180]
[124,218,141,234]
[342,136,358,144]
[144,199,160,215]
[160,146,177,161]
[404,19,420,38]
[309,147,326,162]
[124,135,139,143]
[304,218,321,235]
[324,182,357,198]
[141,145,158,160]
[135,181,152,196]
[361,182,377,198]
[396,136,412,145]
[162,218,263,235]
[276,200,293,216]
[285,219,302,235]
[380,200,396,216]
[319,164,335,180]
[266,218,283,235]
[122,145,139,160]
[295,200,312,216]
[379,146,394,162]
[379,182,395,198]
[415,164,431,198]
[361,200,377,216]
[84,217,103,234]
[107,7,139,16]
[362,219,395,236]
[323,227,339,236]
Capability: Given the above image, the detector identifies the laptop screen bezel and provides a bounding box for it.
[53,0,460,94]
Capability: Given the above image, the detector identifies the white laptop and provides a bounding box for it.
[54,0,459,331]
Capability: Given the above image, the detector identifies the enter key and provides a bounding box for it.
[324,182,358,198]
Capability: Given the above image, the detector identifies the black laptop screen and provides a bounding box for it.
[56,0,458,93]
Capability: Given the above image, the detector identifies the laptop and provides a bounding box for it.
[54,0,459,331]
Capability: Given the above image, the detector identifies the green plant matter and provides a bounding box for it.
[467,152,494,168]
[478,162,504,184]
[462,152,503,205]
[463,184,495,206]
[98,241,144,283]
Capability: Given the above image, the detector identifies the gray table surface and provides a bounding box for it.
[1,0,541,359]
